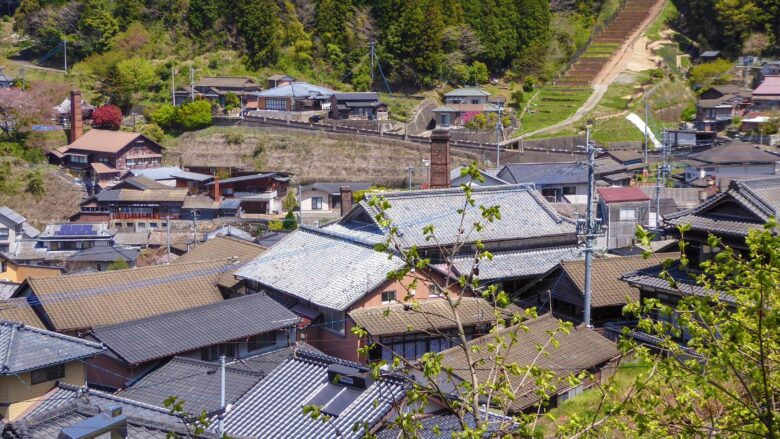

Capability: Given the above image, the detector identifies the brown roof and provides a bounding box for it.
[24,261,232,331]
[556,254,675,307]
[90,162,118,174]
[348,297,520,336]
[64,130,146,154]
[174,236,266,264]
[441,314,619,412]
[597,187,651,203]
[0,298,45,328]
[196,77,260,88]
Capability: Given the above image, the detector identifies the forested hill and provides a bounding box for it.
[670,0,779,57]
[12,0,601,92]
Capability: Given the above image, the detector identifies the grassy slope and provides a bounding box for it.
[518,87,593,135]
[163,127,483,186]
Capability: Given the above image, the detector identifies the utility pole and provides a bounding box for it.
[643,90,649,165]
[406,167,414,190]
[165,216,171,264]
[577,126,602,328]
[654,130,671,228]
[192,209,198,248]
[190,66,195,102]
[496,105,503,167]
[218,355,226,438]
[369,40,375,85]
[63,40,67,73]
[171,67,176,106]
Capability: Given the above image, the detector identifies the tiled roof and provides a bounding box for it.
[196,76,259,88]
[0,298,44,328]
[91,293,298,365]
[113,231,150,247]
[66,246,139,262]
[94,182,188,203]
[302,182,374,195]
[598,187,651,203]
[497,162,587,186]
[206,225,253,242]
[64,129,147,154]
[342,184,575,248]
[130,166,184,180]
[376,411,512,439]
[221,351,406,439]
[174,236,265,264]
[621,262,734,303]
[665,176,780,237]
[451,246,583,281]
[172,170,213,182]
[235,227,405,311]
[205,173,273,185]
[349,297,520,336]
[5,384,207,438]
[90,162,117,174]
[441,314,619,412]
[21,222,40,239]
[228,342,323,376]
[118,357,265,415]
[0,206,26,224]
[0,281,19,300]
[687,141,779,164]
[256,82,335,98]
[23,260,230,331]
[333,92,380,101]
[0,321,103,374]
[555,254,676,308]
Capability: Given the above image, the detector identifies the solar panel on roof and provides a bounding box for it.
[55,224,97,236]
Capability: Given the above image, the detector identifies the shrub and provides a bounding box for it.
[224,92,240,110]
[522,77,535,92]
[225,130,245,145]
[176,100,212,131]
[92,105,124,130]
[469,61,489,84]
[107,259,130,270]
[147,104,177,129]
[26,170,45,196]
[282,211,298,230]
[681,104,697,122]
[140,123,165,142]
[268,220,284,231]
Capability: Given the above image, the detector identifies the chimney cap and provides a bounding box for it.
[431,129,451,140]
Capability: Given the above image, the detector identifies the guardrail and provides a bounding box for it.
[226,115,588,157]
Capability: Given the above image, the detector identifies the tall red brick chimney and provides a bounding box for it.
[69,90,83,143]
[340,186,353,217]
[214,176,222,204]
[429,129,451,189]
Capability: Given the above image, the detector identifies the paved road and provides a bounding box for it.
[7,58,66,74]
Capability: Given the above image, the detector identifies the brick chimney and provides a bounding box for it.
[214,176,222,204]
[340,186,353,217]
[429,129,451,189]
[69,90,83,143]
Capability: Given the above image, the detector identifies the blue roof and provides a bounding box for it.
[497,162,588,186]
[131,167,183,181]
[256,82,335,99]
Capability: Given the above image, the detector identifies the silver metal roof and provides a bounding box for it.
[0,206,26,225]
[234,227,404,311]
[452,246,584,281]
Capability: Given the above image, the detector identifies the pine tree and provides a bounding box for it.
[238,0,282,69]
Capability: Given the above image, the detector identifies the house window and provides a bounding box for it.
[381,290,396,303]
[69,155,88,164]
[223,187,234,195]
[248,332,276,351]
[266,98,287,111]
[311,197,323,210]
[322,308,345,335]
[619,209,636,221]
[428,283,444,297]
[0,227,8,240]
[562,186,577,195]
[471,99,479,104]
[30,364,65,385]
[200,344,236,361]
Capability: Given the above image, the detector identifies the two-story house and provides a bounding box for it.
[173,76,262,108]
[694,85,752,131]
[598,187,651,249]
[433,88,500,127]
[752,75,780,110]
[683,141,778,187]
[49,130,163,176]
[0,321,104,422]
[0,207,39,255]
[206,173,291,214]
[497,162,589,203]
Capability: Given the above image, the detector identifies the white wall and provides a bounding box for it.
[300,188,332,211]
[686,163,776,182]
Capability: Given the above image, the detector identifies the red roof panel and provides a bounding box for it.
[598,186,651,203]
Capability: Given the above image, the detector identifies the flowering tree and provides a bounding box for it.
[0,88,51,141]
[92,105,124,130]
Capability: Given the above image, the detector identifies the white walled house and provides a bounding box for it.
[299,182,373,213]
[684,142,778,187]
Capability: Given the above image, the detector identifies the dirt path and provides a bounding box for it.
[504,0,667,143]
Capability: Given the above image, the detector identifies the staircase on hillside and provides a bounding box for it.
[557,0,658,87]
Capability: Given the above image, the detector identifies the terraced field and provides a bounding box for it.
[519,86,593,134]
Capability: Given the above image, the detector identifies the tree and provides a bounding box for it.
[237,0,282,69]
[92,105,123,130]
[116,57,157,94]
[224,92,240,110]
[176,100,212,131]
[114,0,145,25]
[303,164,585,436]
[25,170,45,196]
[385,0,446,86]
[282,190,297,212]
[689,59,734,90]
[140,123,165,142]
[561,223,780,437]
[107,259,130,270]
[78,0,120,54]
[282,210,297,230]
[468,61,489,84]
[147,104,177,130]
[0,87,51,141]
